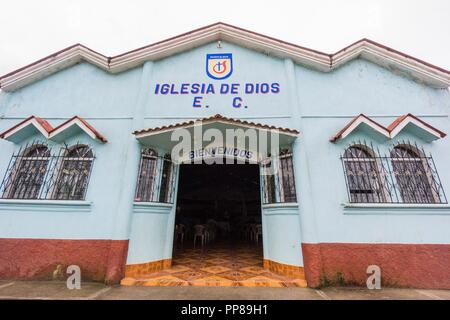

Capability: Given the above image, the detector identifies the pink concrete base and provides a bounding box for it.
[302,243,450,289]
[0,238,129,284]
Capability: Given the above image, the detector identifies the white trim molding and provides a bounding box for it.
[0,116,107,144]
[0,199,92,212]
[132,201,173,214]
[1,23,449,91]
[342,202,450,215]
[331,113,446,143]
[388,114,446,141]
[262,202,300,215]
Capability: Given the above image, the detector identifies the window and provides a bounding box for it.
[3,144,51,199]
[342,145,385,203]
[340,141,447,204]
[261,148,297,204]
[134,148,176,203]
[159,154,175,203]
[0,142,96,201]
[390,145,439,203]
[279,149,297,202]
[261,157,276,204]
[52,145,94,200]
[135,148,159,202]
[134,149,177,203]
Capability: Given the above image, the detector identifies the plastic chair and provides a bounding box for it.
[193,224,207,248]
[206,221,217,243]
[254,224,263,244]
[175,224,186,245]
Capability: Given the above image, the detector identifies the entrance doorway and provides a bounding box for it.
[172,160,268,285]
[175,161,262,248]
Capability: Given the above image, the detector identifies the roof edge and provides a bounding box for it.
[1,22,449,91]
[0,116,107,143]
[331,113,446,143]
[133,114,300,136]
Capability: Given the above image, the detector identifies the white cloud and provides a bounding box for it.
[0,0,448,75]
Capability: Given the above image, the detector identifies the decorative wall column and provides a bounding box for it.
[105,61,154,283]
[284,58,322,285]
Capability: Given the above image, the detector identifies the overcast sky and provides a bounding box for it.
[0,0,449,75]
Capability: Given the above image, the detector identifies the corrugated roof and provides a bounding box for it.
[133,114,299,136]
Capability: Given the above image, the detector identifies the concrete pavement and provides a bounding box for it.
[0,280,449,300]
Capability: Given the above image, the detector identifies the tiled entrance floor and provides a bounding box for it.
[121,243,307,287]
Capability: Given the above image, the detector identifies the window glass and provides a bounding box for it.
[135,148,159,202]
[53,145,94,200]
[343,145,384,203]
[5,145,50,199]
[261,149,297,204]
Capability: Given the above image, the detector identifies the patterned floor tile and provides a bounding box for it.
[163,265,192,274]
[199,265,231,274]
[238,258,262,265]
[173,258,197,264]
[189,275,235,287]
[140,275,186,286]
[134,271,170,279]
[222,261,249,269]
[205,258,230,265]
[122,242,306,287]
[219,270,253,281]
[239,266,267,275]
[172,270,209,281]
[240,276,284,288]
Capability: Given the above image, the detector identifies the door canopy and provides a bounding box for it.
[133,114,299,163]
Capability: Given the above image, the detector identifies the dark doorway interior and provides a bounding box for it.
[174,161,262,249]
[171,161,265,284]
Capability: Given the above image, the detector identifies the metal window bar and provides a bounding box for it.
[159,155,176,203]
[0,141,95,201]
[340,140,447,204]
[166,163,178,204]
[50,144,95,200]
[261,159,277,204]
[260,150,297,204]
[134,149,177,204]
[279,150,297,203]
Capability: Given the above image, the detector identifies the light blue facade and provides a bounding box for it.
[1,37,450,280]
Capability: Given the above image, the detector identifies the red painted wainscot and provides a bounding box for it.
[302,243,450,289]
[0,238,129,284]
